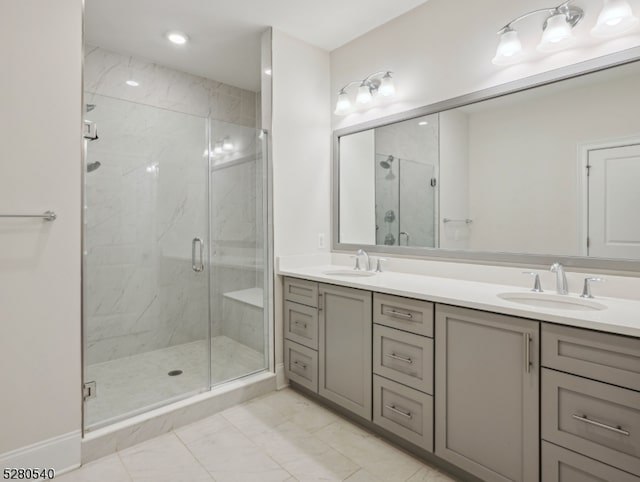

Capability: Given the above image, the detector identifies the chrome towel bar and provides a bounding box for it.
[0,211,57,221]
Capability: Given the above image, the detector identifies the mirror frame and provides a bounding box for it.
[332,46,640,273]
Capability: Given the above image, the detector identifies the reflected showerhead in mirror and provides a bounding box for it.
[87,161,101,173]
[379,155,394,169]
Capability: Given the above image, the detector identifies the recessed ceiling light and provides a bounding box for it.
[125,80,139,87]
[167,31,188,45]
[264,68,272,76]
[418,121,428,126]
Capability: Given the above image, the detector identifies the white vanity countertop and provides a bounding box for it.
[279,264,640,338]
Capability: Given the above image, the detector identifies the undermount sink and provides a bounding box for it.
[322,269,377,278]
[498,292,606,311]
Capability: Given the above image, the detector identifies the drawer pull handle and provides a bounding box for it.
[293,361,307,370]
[385,309,413,320]
[385,353,413,364]
[385,404,413,419]
[572,414,630,436]
[294,320,308,329]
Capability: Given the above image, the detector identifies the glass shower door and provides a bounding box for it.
[209,120,268,385]
[83,94,210,430]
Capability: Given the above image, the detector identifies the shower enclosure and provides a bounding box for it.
[82,56,269,430]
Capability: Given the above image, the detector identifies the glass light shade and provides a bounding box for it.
[591,0,639,37]
[356,84,373,104]
[492,29,524,65]
[334,91,351,115]
[222,136,233,151]
[379,74,395,97]
[213,142,223,154]
[537,13,576,52]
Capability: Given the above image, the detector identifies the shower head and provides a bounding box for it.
[86,104,96,113]
[379,155,394,169]
[87,161,101,173]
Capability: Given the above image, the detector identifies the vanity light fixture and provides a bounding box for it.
[492,0,639,65]
[167,31,189,45]
[591,0,639,37]
[125,80,140,87]
[334,71,395,115]
[418,121,429,126]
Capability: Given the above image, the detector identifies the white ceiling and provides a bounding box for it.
[85,0,429,92]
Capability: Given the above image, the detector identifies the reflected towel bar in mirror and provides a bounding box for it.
[0,211,57,221]
[443,218,472,224]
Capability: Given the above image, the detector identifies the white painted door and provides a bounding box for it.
[588,143,640,259]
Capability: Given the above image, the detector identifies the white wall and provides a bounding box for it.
[439,110,470,250]
[339,130,375,245]
[271,30,331,379]
[0,0,82,469]
[331,0,640,131]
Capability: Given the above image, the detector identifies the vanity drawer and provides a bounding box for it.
[542,441,640,482]
[542,368,640,476]
[373,293,434,337]
[284,340,318,393]
[284,277,318,307]
[284,301,318,350]
[373,324,433,394]
[542,323,640,392]
[373,375,433,452]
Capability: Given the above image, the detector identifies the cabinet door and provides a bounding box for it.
[319,284,372,420]
[435,305,539,482]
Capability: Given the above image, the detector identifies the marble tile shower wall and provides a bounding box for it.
[84,46,260,364]
[84,46,257,126]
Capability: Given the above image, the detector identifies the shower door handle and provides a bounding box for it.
[192,238,204,272]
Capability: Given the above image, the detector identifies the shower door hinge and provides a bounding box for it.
[83,121,98,140]
[83,381,96,401]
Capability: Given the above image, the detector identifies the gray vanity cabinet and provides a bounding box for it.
[318,284,372,420]
[435,305,539,482]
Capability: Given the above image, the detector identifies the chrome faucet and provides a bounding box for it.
[550,262,568,295]
[356,248,372,271]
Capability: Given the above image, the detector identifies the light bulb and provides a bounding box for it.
[222,136,233,151]
[167,31,188,45]
[213,142,223,154]
[537,12,576,52]
[334,90,352,115]
[492,28,523,65]
[591,0,639,37]
[379,73,395,97]
[356,83,373,104]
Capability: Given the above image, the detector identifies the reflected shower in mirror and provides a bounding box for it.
[340,114,439,248]
[336,58,640,261]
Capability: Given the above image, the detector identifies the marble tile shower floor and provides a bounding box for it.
[64,389,458,482]
[85,336,265,428]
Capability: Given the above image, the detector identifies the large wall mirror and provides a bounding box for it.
[334,52,640,270]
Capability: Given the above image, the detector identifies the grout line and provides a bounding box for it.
[114,451,135,482]
[170,430,216,481]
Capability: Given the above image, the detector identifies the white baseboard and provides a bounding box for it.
[275,362,288,389]
[0,431,81,474]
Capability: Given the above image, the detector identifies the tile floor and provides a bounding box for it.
[85,336,265,428]
[63,388,458,481]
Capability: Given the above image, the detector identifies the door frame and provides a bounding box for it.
[577,135,640,257]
